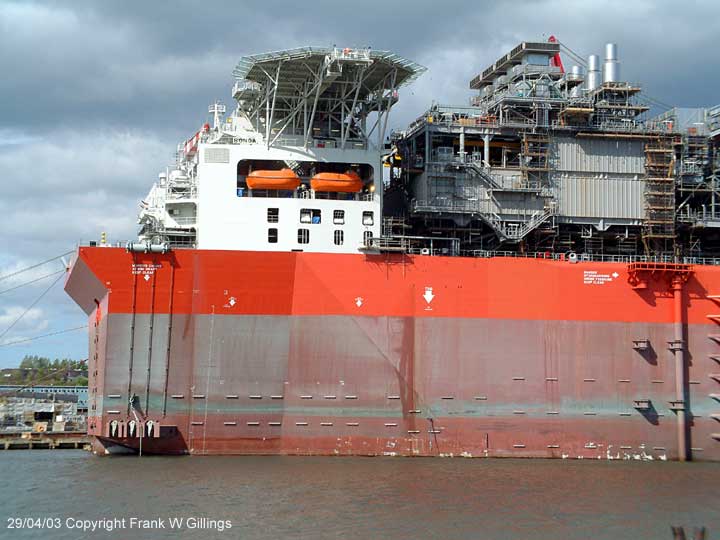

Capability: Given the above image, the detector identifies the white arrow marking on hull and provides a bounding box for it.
[423,287,435,304]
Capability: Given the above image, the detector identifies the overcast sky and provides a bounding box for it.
[1,0,719,367]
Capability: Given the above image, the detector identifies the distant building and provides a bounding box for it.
[0,385,88,411]
[0,389,87,433]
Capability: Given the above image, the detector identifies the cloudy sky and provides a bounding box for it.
[0,0,718,367]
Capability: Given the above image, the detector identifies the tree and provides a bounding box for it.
[19,355,35,369]
[19,355,52,369]
[9,355,88,386]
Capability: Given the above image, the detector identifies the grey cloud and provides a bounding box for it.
[3,1,719,132]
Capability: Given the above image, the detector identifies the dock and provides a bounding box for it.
[0,432,89,450]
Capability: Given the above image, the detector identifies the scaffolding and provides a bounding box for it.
[589,82,648,131]
[520,132,550,187]
[676,134,717,224]
[679,135,711,185]
[642,136,678,252]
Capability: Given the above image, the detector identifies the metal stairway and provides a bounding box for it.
[284,159,302,173]
[463,161,500,189]
[489,207,555,242]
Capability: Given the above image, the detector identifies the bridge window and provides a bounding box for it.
[334,230,344,246]
[333,210,345,225]
[362,211,374,226]
[268,228,278,243]
[300,209,321,224]
[364,231,373,245]
[267,208,279,223]
[298,229,310,244]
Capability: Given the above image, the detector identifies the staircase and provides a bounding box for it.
[284,159,302,173]
[464,161,501,189]
[490,207,555,242]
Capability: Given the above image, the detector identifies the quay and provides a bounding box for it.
[0,431,89,450]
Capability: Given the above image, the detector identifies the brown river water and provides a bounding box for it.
[1,450,718,540]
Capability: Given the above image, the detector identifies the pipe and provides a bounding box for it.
[483,134,491,167]
[672,277,689,461]
[126,242,170,254]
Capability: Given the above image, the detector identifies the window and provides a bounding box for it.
[334,230,344,246]
[268,228,278,243]
[298,229,310,244]
[300,208,321,224]
[333,210,345,225]
[362,211,374,226]
[267,208,279,223]
[363,231,373,245]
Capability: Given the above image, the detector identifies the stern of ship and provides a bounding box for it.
[65,246,188,456]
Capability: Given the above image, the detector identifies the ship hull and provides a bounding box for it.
[65,248,720,460]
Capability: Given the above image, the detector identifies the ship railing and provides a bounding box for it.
[364,234,460,256]
[168,216,197,226]
[269,135,367,150]
[296,190,378,202]
[411,198,533,219]
[73,238,720,264]
[232,80,262,98]
[165,186,197,200]
[271,135,306,147]
[363,240,720,265]
[406,105,501,133]
[460,250,720,265]
[411,198,493,214]
[677,208,720,224]
[330,47,372,63]
[167,237,196,248]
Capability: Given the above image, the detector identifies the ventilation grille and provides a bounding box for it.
[204,147,230,163]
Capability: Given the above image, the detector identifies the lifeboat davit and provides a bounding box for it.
[310,171,363,193]
[247,168,300,190]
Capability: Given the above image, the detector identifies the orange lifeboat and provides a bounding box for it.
[247,168,300,190]
[310,171,363,193]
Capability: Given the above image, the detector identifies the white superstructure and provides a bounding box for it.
[137,47,425,254]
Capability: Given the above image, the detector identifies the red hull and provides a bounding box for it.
[65,247,720,460]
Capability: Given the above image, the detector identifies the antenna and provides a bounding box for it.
[208,101,226,129]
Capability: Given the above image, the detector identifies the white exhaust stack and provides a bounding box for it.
[602,43,620,83]
[586,54,601,90]
[568,65,586,97]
